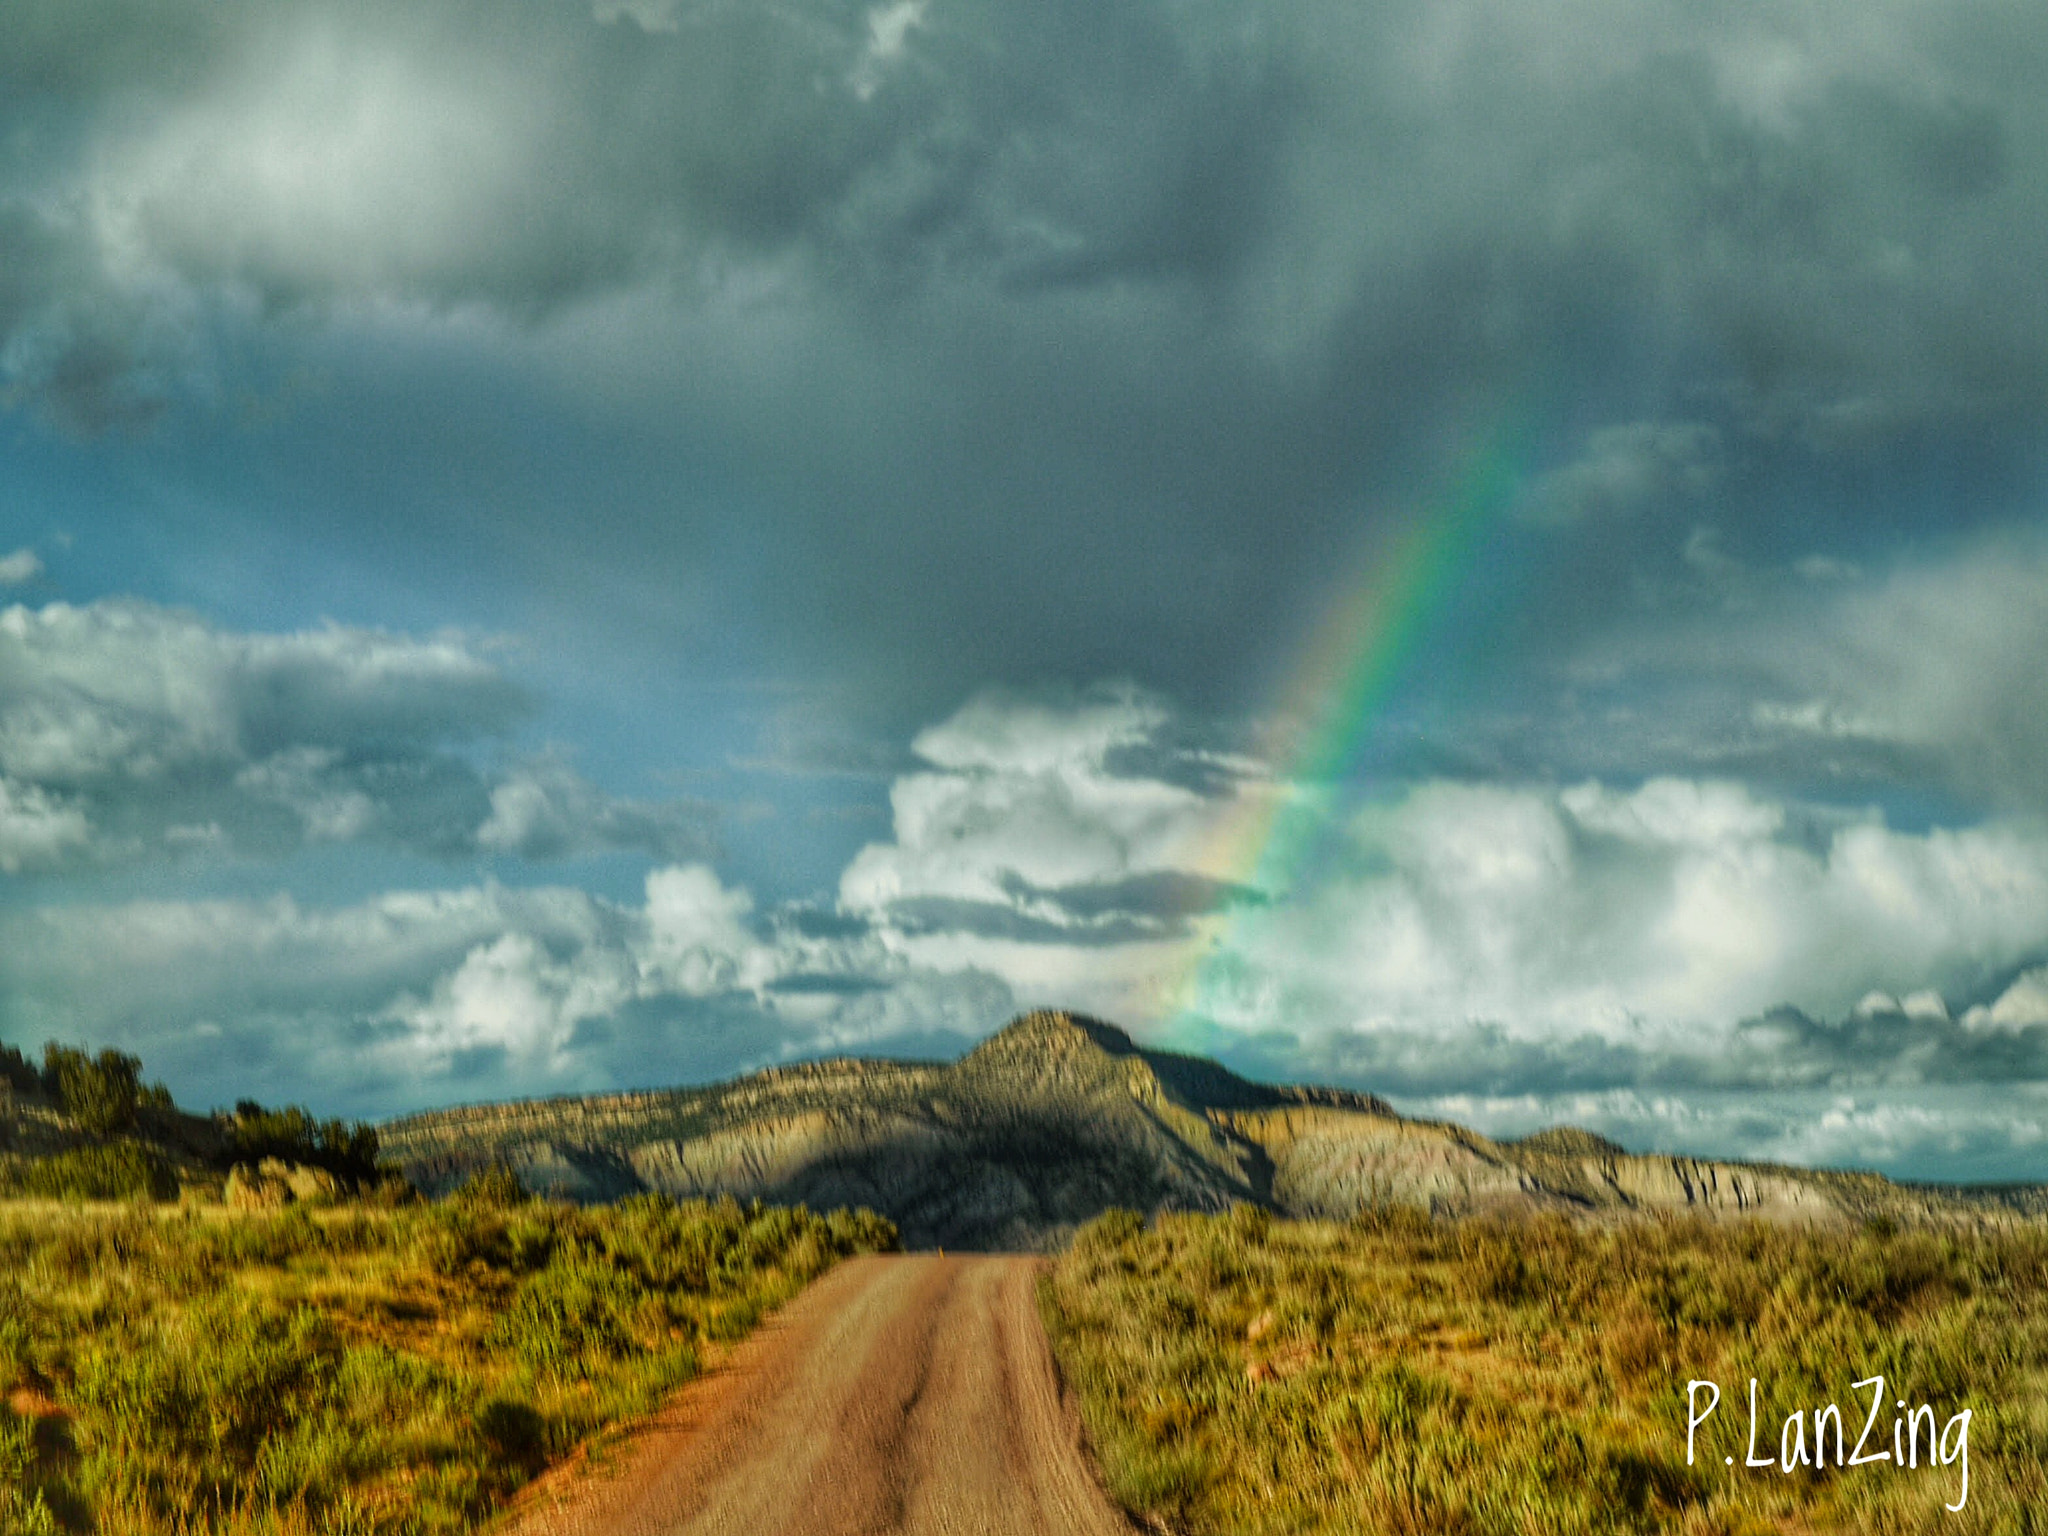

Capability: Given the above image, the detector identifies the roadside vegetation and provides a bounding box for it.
[1043,1206,2048,1535]
[1,1181,895,1534]
[2,1041,384,1204]
[2,1036,897,1534]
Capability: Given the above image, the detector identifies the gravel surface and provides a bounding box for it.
[504,1253,1133,1536]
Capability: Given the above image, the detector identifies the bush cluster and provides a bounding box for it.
[224,1101,383,1190]
[37,1045,162,1135]
[3,1035,393,1204]
[0,1041,38,1097]
[1,1141,180,1202]
[0,1192,895,1533]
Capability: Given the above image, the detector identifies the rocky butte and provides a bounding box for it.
[378,1011,2046,1249]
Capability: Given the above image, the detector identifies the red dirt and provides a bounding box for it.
[500,1253,1133,1536]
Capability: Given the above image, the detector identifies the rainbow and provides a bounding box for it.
[1162,433,1524,1038]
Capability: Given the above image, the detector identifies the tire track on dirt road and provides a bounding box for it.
[505,1254,1134,1536]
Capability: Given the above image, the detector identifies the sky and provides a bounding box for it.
[5,0,2048,1182]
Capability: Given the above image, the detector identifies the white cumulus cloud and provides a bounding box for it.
[841,685,1215,913]
[0,777,91,871]
[10,681,2048,1181]
[1204,777,2048,1047]
[833,690,2048,1063]
[0,860,1013,1113]
[0,597,706,867]
[1963,968,2048,1033]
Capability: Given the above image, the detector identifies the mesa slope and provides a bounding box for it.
[380,1011,2042,1247]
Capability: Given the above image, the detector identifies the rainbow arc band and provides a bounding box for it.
[1165,437,1521,1036]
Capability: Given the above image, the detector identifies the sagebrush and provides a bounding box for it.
[1042,1207,2048,1535]
[1,1190,895,1534]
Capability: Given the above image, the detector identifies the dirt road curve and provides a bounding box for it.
[507,1254,1133,1536]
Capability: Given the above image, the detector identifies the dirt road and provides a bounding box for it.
[507,1254,1133,1536]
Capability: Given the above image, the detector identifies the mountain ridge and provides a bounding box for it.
[378,1010,2048,1247]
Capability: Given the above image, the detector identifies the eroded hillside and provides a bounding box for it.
[379,1010,2041,1246]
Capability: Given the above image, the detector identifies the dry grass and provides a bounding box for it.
[0,1187,894,1534]
[1041,1207,2048,1535]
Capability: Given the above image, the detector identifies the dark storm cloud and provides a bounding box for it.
[1028,870,1258,924]
[0,202,190,432]
[0,0,1294,334]
[8,0,2048,712]
[898,866,1259,946]
[1542,528,2048,813]
[883,896,1176,948]
[1229,991,2048,1105]
[765,971,891,996]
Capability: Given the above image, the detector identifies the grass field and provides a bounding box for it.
[0,1183,895,1535]
[1042,1207,2048,1535]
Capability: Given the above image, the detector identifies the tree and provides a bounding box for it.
[0,1041,37,1096]
[42,1045,143,1136]
[226,1099,383,1187]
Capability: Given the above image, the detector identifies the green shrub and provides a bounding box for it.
[0,1402,34,1483]
[1075,1207,1146,1254]
[826,1206,901,1254]
[492,1256,641,1377]
[6,1141,178,1202]
[0,1041,38,1097]
[225,1102,382,1189]
[0,1279,32,1389]
[42,1044,143,1136]
[475,1396,547,1469]
[214,1205,327,1268]
[416,1198,522,1276]
[0,1192,894,1534]
[452,1162,529,1209]
[0,1408,60,1536]
[1045,1210,2048,1536]
[502,1212,558,1273]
